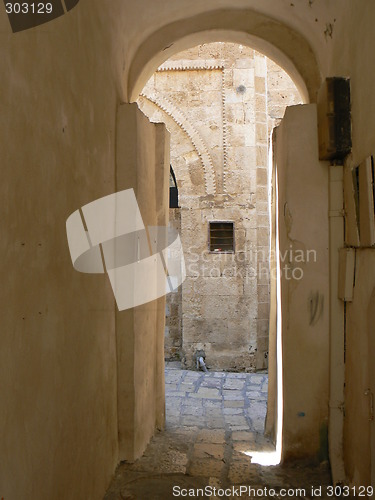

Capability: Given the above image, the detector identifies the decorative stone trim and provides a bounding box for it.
[140,91,217,195]
[155,63,228,194]
[157,63,225,72]
[221,69,229,194]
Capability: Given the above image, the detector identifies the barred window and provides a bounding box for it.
[209,222,234,253]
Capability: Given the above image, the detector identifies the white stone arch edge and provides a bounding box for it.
[127,14,320,105]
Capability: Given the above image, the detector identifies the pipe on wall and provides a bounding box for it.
[328,164,347,485]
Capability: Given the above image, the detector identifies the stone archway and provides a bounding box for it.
[122,14,329,466]
[126,9,321,104]
[137,42,303,377]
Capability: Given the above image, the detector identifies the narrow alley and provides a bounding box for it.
[105,363,331,499]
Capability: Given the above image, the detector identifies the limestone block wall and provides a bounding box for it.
[180,200,258,371]
[165,208,183,359]
[254,54,270,370]
[138,42,301,371]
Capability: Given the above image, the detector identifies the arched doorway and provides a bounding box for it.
[129,36,318,472]
[114,6,331,476]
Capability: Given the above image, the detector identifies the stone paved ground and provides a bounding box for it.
[164,361,268,433]
[104,363,331,499]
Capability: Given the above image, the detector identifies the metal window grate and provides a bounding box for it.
[209,222,234,252]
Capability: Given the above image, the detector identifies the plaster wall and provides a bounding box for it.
[115,105,169,461]
[273,104,330,460]
[0,3,123,499]
[326,2,375,486]
[344,250,375,486]
[2,0,375,495]
[326,1,375,166]
[0,3,171,497]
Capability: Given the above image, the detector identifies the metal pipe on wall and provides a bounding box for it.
[328,164,346,485]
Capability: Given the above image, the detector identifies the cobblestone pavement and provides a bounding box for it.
[164,361,268,433]
[104,363,331,499]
